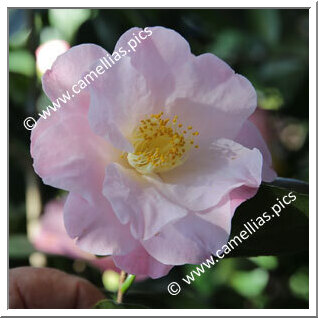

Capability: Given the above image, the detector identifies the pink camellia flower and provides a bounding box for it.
[31,27,276,279]
[31,198,119,273]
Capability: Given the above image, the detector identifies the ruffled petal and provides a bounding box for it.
[112,244,173,279]
[31,111,115,203]
[115,26,191,99]
[163,53,256,145]
[64,193,138,256]
[42,43,107,107]
[169,52,254,104]
[35,44,107,145]
[152,138,263,211]
[235,120,277,182]
[88,58,148,152]
[165,70,256,146]
[102,163,187,240]
[142,196,232,265]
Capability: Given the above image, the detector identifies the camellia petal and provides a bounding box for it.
[114,27,192,100]
[235,120,277,182]
[102,163,188,240]
[42,43,107,107]
[31,112,114,204]
[142,196,232,265]
[88,58,149,152]
[151,138,263,211]
[64,193,138,256]
[112,244,173,279]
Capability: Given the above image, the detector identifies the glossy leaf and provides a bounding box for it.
[228,179,308,257]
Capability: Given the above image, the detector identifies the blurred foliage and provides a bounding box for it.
[9,9,309,309]
[94,299,148,309]
[9,234,35,259]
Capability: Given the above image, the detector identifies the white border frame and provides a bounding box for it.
[3,1,316,316]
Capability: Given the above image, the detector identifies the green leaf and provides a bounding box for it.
[228,180,308,257]
[93,299,147,309]
[290,193,309,217]
[9,234,35,259]
[269,177,309,195]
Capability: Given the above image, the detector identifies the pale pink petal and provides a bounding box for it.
[64,193,138,256]
[102,163,187,240]
[142,196,232,265]
[31,112,115,203]
[172,53,234,99]
[163,53,256,146]
[88,58,149,152]
[235,120,277,182]
[33,44,107,145]
[31,95,87,146]
[114,27,191,99]
[152,139,263,211]
[165,89,255,148]
[42,43,107,108]
[112,244,173,279]
[169,52,255,104]
[229,186,259,217]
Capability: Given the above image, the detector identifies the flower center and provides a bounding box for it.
[123,112,199,174]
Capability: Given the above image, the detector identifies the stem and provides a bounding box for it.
[116,271,127,303]
[116,271,136,303]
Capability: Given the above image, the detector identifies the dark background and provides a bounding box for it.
[9,9,309,309]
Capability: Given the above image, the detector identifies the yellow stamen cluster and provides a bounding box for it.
[124,112,199,174]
